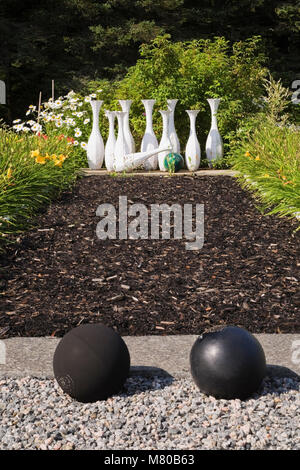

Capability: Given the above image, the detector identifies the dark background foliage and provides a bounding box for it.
[0,0,299,122]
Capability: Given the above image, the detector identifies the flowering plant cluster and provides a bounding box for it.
[30,149,68,167]
[12,89,103,151]
[0,125,82,251]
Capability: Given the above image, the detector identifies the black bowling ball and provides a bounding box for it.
[190,326,266,399]
[53,323,130,403]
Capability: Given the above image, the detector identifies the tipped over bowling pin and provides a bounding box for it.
[114,147,171,173]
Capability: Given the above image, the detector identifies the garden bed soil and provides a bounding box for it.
[0,175,299,338]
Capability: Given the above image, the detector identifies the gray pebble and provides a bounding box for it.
[0,375,299,450]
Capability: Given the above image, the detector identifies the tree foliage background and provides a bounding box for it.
[0,0,299,122]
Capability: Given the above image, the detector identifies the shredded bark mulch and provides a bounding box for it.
[0,175,299,338]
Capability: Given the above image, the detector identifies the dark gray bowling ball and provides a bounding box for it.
[53,323,130,403]
[190,326,266,399]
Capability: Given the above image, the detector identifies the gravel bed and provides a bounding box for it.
[0,375,299,450]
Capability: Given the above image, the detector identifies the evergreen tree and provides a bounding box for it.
[0,0,299,122]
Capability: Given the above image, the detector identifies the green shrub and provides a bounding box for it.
[89,34,268,156]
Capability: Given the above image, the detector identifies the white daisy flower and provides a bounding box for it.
[81,142,87,149]
[55,120,63,128]
[84,96,91,103]
[13,124,24,132]
[74,128,82,137]
[90,93,97,98]
[73,140,79,146]
[64,117,76,127]
[32,123,42,132]
[83,118,90,125]
[78,102,83,107]
[13,119,21,123]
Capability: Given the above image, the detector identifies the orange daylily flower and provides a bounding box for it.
[30,149,40,158]
[35,155,46,164]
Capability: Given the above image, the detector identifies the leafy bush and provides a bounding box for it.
[94,34,268,155]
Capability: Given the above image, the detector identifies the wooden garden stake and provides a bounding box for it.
[37,91,42,125]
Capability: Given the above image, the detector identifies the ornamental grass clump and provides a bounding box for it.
[229,78,300,227]
[0,126,81,251]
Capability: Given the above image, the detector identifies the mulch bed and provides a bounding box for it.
[0,175,299,338]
